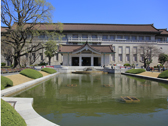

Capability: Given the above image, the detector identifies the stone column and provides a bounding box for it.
[91,54,93,66]
[79,54,82,66]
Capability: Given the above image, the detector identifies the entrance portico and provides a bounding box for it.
[59,42,115,66]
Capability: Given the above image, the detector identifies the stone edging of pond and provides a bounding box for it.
[2,97,59,126]
[1,72,60,97]
[1,72,60,126]
[121,73,168,83]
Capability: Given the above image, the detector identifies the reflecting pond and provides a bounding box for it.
[14,74,168,126]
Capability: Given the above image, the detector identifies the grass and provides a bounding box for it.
[20,69,43,79]
[158,70,168,79]
[1,76,13,90]
[125,69,146,74]
[1,99,27,126]
[41,68,57,74]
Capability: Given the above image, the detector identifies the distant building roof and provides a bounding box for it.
[1,27,8,32]
[158,29,168,35]
[2,23,168,35]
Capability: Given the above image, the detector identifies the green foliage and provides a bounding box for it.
[20,69,43,79]
[45,40,58,65]
[41,68,57,74]
[38,62,48,66]
[125,69,146,74]
[1,99,27,126]
[158,53,168,65]
[158,70,168,79]
[1,76,13,90]
[124,63,131,66]
[1,63,6,66]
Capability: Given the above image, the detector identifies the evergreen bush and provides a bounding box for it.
[1,99,27,126]
[158,70,168,79]
[1,76,13,90]
[20,69,43,79]
[41,68,57,74]
[125,69,145,74]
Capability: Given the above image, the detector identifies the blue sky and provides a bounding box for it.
[1,0,168,29]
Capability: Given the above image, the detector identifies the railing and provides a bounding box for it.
[28,37,168,43]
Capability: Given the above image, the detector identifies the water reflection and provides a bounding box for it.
[15,74,168,126]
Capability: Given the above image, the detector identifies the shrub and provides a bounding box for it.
[124,63,131,66]
[41,68,57,74]
[38,62,48,66]
[158,70,168,79]
[125,69,145,74]
[1,99,27,126]
[1,63,6,66]
[1,76,13,90]
[20,69,43,79]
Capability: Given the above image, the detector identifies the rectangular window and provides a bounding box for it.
[119,54,122,61]
[102,35,108,40]
[82,34,88,38]
[62,34,67,40]
[157,38,162,41]
[139,36,144,40]
[133,47,137,54]
[92,35,97,39]
[39,34,45,38]
[40,53,43,60]
[132,36,137,40]
[112,54,115,61]
[119,46,122,54]
[126,54,130,61]
[146,36,151,41]
[110,35,115,40]
[72,34,78,38]
[32,53,35,61]
[140,54,144,61]
[56,53,58,61]
[117,35,122,39]
[133,54,137,62]
[126,46,130,54]
[124,36,129,40]
[112,46,115,51]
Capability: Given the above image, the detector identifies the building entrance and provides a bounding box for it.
[82,57,91,66]
[72,57,79,66]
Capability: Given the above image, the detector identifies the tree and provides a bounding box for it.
[158,53,168,65]
[44,40,58,65]
[1,0,63,68]
[1,42,13,66]
[138,43,161,68]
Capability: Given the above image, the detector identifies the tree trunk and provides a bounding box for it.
[48,57,51,65]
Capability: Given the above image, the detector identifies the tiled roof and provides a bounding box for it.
[62,23,160,33]
[158,29,168,35]
[59,43,114,53]
[10,23,160,33]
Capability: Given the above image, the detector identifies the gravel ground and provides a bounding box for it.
[5,71,49,86]
[137,71,160,78]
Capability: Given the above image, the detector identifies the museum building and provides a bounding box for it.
[1,23,168,67]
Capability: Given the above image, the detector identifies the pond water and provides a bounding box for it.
[14,73,168,126]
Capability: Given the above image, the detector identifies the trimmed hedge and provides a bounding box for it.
[41,68,57,74]
[20,69,43,79]
[1,76,13,90]
[158,70,168,79]
[1,99,27,126]
[125,69,145,74]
